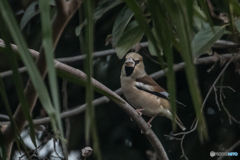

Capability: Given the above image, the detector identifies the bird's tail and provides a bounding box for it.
[175,115,186,131]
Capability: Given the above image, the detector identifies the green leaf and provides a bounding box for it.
[75,20,86,36]
[197,0,213,29]
[0,77,30,159]
[0,16,37,147]
[94,0,122,21]
[0,0,58,145]
[234,19,240,32]
[112,5,134,47]
[20,1,39,30]
[193,4,209,31]
[148,28,163,56]
[76,0,123,37]
[164,0,208,140]
[0,0,55,112]
[38,0,67,158]
[192,26,225,58]
[115,20,144,59]
[148,0,177,130]
[123,0,164,67]
[230,0,240,16]
[84,0,102,159]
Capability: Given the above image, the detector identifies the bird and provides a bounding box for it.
[120,52,186,131]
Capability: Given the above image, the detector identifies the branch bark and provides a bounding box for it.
[1,0,83,158]
[0,40,237,78]
[1,48,240,127]
[0,43,169,160]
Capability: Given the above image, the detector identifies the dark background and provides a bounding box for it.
[0,0,240,159]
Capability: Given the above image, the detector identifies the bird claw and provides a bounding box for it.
[147,123,152,128]
[130,117,133,121]
[137,111,142,116]
[136,109,143,116]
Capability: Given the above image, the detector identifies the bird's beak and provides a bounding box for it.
[125,58,135,67]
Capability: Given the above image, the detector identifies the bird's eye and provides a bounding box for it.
[135,60,140,64]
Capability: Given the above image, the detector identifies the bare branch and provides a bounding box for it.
[217,139,240,160]
[180,135,188,160]
[62,80,71,143]
[1,45,169,159]
[207,0,229,23]
[213,86,221,111]
[220,89,240,124]
[1,38,240,160]
[1,41,240,78]
[170,54,239,159]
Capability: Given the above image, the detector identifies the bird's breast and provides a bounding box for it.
[121,78,170,116]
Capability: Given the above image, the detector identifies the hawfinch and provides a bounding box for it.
[120,52,186,131]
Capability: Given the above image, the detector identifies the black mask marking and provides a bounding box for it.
[124,59,140,77]
[125,66,134,76]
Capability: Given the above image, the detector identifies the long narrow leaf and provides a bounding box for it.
[198,0,213,29]
[0,16,37,147]
[164,1,208,140]
[0,0,55,118]
[0,77,30,159]
[123,0,164,67]
[148,0,177,130]
[38,0,67,158]
[84,0,102,159]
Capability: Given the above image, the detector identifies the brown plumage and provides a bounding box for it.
[120,52,186,130]
[136,75,166,92]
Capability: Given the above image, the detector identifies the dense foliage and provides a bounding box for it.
[0,0,240,160]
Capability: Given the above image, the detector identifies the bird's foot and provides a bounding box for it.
[130,117,133,121]
[147,123,152,128]
[136,109,144,116]
[146,116,156,128]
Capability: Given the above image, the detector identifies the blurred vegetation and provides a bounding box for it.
[0,0,240,160]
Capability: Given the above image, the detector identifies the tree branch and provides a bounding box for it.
[1,49,240,127]
[0,40,238,78]
[1,40,240,160]
[1,45,169,159]
[170,54,239,160]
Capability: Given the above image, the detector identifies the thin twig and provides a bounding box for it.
[1,41,240,78]
[164,135,182,141]
[53,139,64,160]
[175,54,236,137]
[0,53,239,127]
[213,86,221,111]
[217,139,240,160]
[180,135,188,160]
[57,42,148,64]
[62,80,71,143]
[171,54,238,159]
[220,90,240,124]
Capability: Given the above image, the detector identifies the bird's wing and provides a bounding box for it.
[136,75,166,92]
[136,75,186,108]
[136,75,169,100]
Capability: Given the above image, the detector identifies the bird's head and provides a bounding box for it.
[122,52,146,78]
